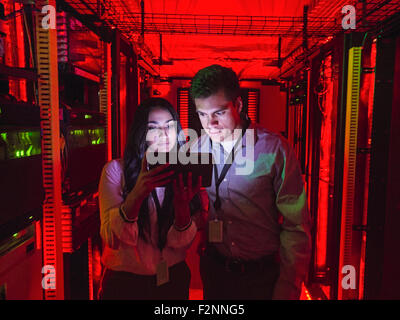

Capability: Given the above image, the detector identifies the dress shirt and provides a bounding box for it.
[98,158,208,275]
[189,122,312,299]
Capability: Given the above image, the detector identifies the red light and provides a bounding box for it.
[247,90,259,123]
[178,88,190,130]
[316,55,334,273]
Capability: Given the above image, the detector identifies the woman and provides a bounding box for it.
[98,97,208,300]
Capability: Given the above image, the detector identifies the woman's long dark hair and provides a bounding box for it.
[122,97,202,250]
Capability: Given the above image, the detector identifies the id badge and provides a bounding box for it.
[208,219,223,243]
[156,259,169,286]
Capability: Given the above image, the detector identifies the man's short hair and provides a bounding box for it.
[190,64,241,102]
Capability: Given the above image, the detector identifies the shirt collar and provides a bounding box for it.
[243,121,259,147]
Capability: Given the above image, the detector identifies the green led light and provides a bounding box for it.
[69,127,105,148]
[29,216,33,220]
[85,114,92,119]
[26,145,33,156]
[1,130,41,160]
[12,233,18,238]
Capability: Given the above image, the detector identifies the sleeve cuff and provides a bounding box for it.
[166,220,197,249]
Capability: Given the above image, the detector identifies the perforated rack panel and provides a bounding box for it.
[35,0,65,300]
[338,46,362,300]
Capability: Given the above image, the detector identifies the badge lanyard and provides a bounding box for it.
[212,126,248,214]
[209,126,248,243]
[151,189,169,286]
[212,137,242,213]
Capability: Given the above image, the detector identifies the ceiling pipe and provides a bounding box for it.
[303,5,309,51]
[140,0,144,39]
[278,36,282,69]
[159,33,162,66]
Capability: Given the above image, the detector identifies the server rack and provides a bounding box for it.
[0,0,44,300]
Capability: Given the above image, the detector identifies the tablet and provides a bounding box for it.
[147,152,213,187]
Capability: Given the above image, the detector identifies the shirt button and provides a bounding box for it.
[231,242,235,246]
[228,220,232,224]
[223,178,227,182]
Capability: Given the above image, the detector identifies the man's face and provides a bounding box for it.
[195,89,243,143]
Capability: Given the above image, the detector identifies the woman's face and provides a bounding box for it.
[146,107,177,153]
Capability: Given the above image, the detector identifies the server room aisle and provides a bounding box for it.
[1,0,400,302]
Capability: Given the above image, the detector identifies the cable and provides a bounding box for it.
[315,58,328,117]
[361,32,368,48]
[22,6,39,106]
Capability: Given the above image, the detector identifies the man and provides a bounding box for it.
[189,64,312,300]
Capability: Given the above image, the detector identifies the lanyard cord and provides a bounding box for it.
[211,126,248,213]
[151,189,168,253]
